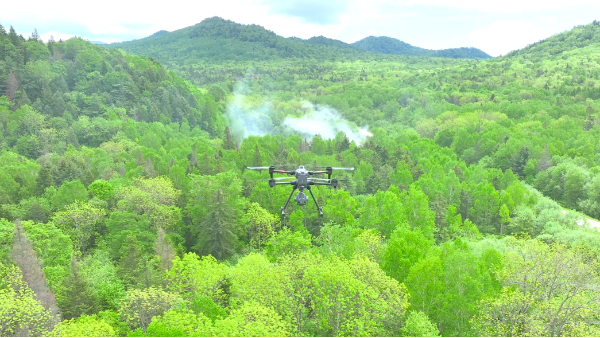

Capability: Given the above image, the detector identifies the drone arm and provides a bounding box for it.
[309,179,338,188]
[307,186,323,216]
[281,187,297,216]
[309,167,333,179]
[270,180,296,188]
[273,170,296,175]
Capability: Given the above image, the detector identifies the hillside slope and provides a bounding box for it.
[507,20,600,57]
[0,25,225,158]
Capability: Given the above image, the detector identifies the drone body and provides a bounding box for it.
[247,165,354,216]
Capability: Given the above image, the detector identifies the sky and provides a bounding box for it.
[1,0,598,56]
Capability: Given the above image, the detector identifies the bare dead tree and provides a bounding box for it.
[155,227,176,272]
[11,220,62,328]
[5,71,18,102]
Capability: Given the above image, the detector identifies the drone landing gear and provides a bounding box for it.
[307,186,323,217]
[281,186,296,217]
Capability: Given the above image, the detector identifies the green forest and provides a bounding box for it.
[2,16,600,337]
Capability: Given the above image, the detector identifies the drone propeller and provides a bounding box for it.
[246,166,271,171]
[310,178,351,183]
[313,166,355,171]
[256,177,295,182]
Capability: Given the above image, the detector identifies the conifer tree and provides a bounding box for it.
[510,146,529,178]
[253,145,262,166]
[57,258,97,319]
[8,26,21,46]
[0,24,7,39]
[35,163,54,196]
[47,35,55,54]
[26,202,48,224]
[223,126,236,150]
[29,28,40,42]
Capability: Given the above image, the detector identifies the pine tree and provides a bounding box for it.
[29,28,40,42]
[27,202,48,223]
[253,145,262,166]
[36,163,54,196]
[57,258,97,319]
[336,134,350,153]
[223,126,236,150]
[510,146,529,178]
[0,24,7,39]
[8,26,21,46]
[47,35,55,54]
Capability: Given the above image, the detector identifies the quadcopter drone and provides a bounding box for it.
[247,165,354,216]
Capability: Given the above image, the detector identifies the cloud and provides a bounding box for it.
[262,0,353,25]
[468,20,549,56]
[404,0,600,12]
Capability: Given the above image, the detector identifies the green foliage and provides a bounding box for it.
[118,287,183,331]
[264,225,312,262]
[166,253,229,304]
[212,302,291,337]
[146,308,212,337]
[401,311,441,337]
[50,180,88,211]
[189,294,228,322]
[88,179,114,201]
[79,250,126,310]
[381,225,434,282]
[475,238,600,336]
[50,315,116,337]
[0,263,53,337]
[52,201,106,254]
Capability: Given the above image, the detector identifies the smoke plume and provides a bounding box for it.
[283,102,372,145]
[226,76,275,144]
[225,74,372,145]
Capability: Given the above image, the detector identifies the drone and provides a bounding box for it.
[247,165,354,217]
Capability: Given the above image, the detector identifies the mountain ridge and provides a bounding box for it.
[108,17,492,60]
[351,36,492,59]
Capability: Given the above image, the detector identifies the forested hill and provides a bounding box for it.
[0,23,226,156]
[107,16,489,62]
[352,36,492,59]
[507,20,600,57]
[107,17,377,62]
